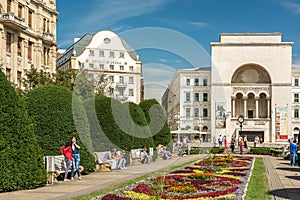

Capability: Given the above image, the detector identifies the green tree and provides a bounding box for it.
[0,71,46,192]
[94,95,154,151]
[139,99,172,146]
[24,85,95,172]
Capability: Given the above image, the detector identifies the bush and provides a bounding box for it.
[0,71,46,192]
[210,147,225,154]
[94,95,155,151]
[139,99,172,147]
[249,147,283,157]
[24,85,95,172]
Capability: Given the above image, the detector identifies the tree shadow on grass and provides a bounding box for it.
[269,188,300,200]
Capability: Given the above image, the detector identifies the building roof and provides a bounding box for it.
[56,30,139,67]
[56,34,94,66]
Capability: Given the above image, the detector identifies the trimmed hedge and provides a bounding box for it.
[24,85,95,172]
[249,147,283,157]
[139,99,172,147]
[94,95,155,151]
[0,71,46,192]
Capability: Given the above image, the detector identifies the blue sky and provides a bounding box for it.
[57,0,300,100]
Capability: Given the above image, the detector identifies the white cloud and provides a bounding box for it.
[279,0,300,14]
[159,58,168,62]
[187,21,208,28]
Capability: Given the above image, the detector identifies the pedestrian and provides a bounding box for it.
[218,134,223,147]
[71,136,82,180]
[240,139,244,155]
[230,135,235,153]
[243,134,248,149]
[290,139,298,167]
[60,140,72,182]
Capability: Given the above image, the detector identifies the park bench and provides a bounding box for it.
[130,148,154,164]
[44,155,83,184]
[93,151,112,172]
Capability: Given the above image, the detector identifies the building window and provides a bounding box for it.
[99,64,104,69]
[109,65,114,70]
[129,66,134,71]
[89,63,94,68]
[120,52,124,58]
[17,71,22,88]
[203,93,208,102]
[129,89,134,96]
[195,78,199,86]
[185,93,191,102]
[6,32,12,53]
[295,94,299,103]
[295,109,299,118]
[17,37,22,56]
[109,88,114,95]
[119,89,124,96]
[119,76,124,84]
[47,20,50,33]
[18,4,23,18]
[186,78,190,86]
[109,76,114,83]
[43,47,48,65]
[295,78,299,87]
[194,93,199,102]
[6,68,11,81]
[89,50,94,56]
[99,51,104,57]
[43,18,47,32]
[120,65,124,71]
[203,78,208,86]
[28,10,33,28]
[203,108,208,117]
[28,41,33,60]
[109,51,114,58]
[129,77,133,84]
[186,108,191,118]
[7,0,11,13]
[194,108,199,117]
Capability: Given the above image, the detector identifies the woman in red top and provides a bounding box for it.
[63,141,73,182]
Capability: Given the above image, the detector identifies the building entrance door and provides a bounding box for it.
[241,131,264,142]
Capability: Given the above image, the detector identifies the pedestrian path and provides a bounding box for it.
[0,154,203,200]
[264,156,300,200]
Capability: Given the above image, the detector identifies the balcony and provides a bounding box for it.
[42,32,54,41]
[115,82,127,88]
[116,94,128,102]
[2,13,27,30]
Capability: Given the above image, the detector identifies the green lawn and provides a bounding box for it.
[245,157,272,200]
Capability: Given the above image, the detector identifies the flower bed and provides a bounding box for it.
[101,155,254,199]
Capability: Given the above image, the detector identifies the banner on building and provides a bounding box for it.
[275,107,288,141]
[216,102,226,129]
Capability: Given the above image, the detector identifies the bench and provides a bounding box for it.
[130,149,142,165]
[44,155,84,184]
[93,151,112,172]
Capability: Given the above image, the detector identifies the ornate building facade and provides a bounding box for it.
[56,30,144,104]
[0,0,58,88]
[163,33,300,143]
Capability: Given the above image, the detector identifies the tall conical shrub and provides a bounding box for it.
[24,85,95,172]
[0,71,46,192]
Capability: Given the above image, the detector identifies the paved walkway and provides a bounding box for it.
[0,154,203,200]
[2,153,300,200]
[264,156,300,200]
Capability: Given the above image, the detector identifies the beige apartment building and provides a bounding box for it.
[0,0,58,88]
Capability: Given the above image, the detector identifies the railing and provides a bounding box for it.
[116,82,127,88]
[2,12,27,28]
[43,32,54,41]
[116,94,128,101]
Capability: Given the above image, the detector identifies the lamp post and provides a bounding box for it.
[237,115,244,137]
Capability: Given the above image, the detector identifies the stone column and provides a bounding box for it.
[232,96,236,117]
[255,96,259,119]
[267,97,270,118]
[243,96,248,118]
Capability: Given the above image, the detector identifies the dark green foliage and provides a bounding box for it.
[94,95,154,151]
[84,97,113,152]
[24,85,95,172]
[210,147,225,154]
[0,71,46,192]
[139,99,172,146]
[249,147,282,156]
